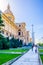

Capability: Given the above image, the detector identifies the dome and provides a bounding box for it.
[4,4,13,16]
[4,4,15,22]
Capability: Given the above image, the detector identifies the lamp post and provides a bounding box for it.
[32,24,35,45]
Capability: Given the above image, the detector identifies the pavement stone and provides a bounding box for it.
[11,47,40,65]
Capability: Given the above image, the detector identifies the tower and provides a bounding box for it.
[4,4,15,22]
[7,4,10,10]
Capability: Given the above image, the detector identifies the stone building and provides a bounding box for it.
[16,23,30,45]
[1,5,30,45]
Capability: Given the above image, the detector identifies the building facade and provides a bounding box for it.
[1,5,30,45]
[16,23,30,45]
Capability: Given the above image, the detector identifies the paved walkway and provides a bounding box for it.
[11,47,40,65]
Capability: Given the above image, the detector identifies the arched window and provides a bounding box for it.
[18,32,21,35]
[18,29,21,36]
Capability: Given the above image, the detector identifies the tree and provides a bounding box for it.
[0,13,4,32]
[38,43,43,46]
[2,38,10,49]
[0,34,10,49]
[10,37,18,48]
[10,37,23,48]
[0,34,4,49]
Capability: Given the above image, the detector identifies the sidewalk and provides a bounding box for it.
[11,47,40,65]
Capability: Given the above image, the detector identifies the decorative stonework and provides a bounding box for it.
[2,5,30,45]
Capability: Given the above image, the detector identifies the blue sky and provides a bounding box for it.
[0,0,43,43]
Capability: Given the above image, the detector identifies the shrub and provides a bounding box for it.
[0,34,10,49]
[10,37,23,48]
[38,43,43,46]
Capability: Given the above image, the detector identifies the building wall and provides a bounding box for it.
[16,23,30,45]
[2,13,18,38]
[1,5,30,45]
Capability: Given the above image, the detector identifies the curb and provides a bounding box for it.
[38,52,43,65]
[2,52,27,65]
[0,52,22,54]
[2,49,29,65]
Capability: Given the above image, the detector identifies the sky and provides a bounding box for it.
[0,0,43,43]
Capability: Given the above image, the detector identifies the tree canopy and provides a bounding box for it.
[0,13,4,31]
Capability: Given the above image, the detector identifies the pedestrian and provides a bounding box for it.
[35,45,37,53]
[32,45,33,51]
[32,44,34,51]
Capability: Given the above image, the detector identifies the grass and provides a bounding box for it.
[40,55,43,63]
[0,53,21,65]
[0,48,29,65]
[39,49,43,63]
[39,49,43,52]
[0,48,28,53]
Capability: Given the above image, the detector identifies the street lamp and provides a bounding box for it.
[32,24,35,45]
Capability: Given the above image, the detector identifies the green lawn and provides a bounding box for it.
[0,48,29,65]
[39,49,43,52]
[0,48,28,53]
[39,49,43,63]
[40,55,43,63]
[0,53,21,65]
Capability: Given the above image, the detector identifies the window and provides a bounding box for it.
[18,29,21,36]
[6,32,8,36]
[18,32,21,35]
[27,37,28,40]
[1,30,4,34]
[22,32,23,36]
[8,16,11,20]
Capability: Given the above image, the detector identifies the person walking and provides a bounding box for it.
[32,44,34,51]
[35,45,37,53]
